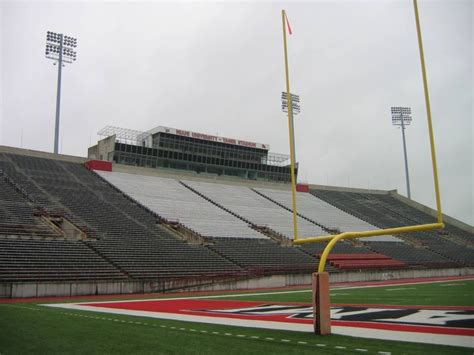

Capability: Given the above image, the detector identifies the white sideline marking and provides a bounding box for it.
[1,303,457,354]
[439,283,465,287]
[332,278,472,291]
[41,302,474,348]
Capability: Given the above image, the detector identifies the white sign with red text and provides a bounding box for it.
[144,126,269,150]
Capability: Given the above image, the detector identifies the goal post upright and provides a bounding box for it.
[281,9,299,242]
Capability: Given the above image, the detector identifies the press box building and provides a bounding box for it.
[88,126,296,182]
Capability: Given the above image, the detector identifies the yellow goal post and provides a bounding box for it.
[283,0,444,273]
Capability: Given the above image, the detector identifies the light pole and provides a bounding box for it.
[391,106,412,199]
[45,31,77,154]
[281,91,300,163]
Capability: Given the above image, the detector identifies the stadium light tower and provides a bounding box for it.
[281,92,300,116]
[45,31,77,154]
[391,106,412,199]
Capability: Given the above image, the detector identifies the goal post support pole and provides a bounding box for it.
[313,272,331,334]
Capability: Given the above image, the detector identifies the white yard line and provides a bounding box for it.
[40,302,474,348]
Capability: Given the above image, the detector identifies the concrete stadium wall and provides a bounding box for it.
[181,267,474,293]
[1,267,472,299]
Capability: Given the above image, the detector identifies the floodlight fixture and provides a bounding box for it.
[391,106,413,199]
[392,106,412,127]
[281,92,301,115]
[45,31,78,154]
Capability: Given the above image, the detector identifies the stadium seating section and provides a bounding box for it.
[321,253,406,270]
[0,152,472,284]
[311,189,473,267]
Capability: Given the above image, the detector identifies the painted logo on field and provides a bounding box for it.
[73,298,474,337]
[195,304,474,329]
[43,298,474,349]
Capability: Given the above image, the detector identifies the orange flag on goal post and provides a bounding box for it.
[284,11,293,35]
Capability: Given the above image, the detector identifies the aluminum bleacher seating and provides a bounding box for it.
[0,150,470,285]
[207,238,318,273]
[311,189,473,267]
[0,153,243,281]
[365,241,459,268]
[184,180,328,240]
[255,187,400,242]
[0,238,127,282]
[321,253,406,270]
[96,171,264,239]
[0,174,60,238]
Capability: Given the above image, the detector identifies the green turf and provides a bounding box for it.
[0,280,472,354]
[0,302,469,355]
[208,280,474,306]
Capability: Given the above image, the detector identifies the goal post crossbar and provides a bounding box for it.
[293,222,444,272]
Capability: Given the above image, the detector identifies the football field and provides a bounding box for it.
[1,277,472,354]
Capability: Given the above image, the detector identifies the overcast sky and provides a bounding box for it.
[1,0,472,225]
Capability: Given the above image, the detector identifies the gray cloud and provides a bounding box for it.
[1,0,472,224]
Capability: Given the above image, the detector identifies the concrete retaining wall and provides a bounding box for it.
[1,267,472,299]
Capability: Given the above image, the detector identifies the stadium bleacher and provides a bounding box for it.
[254,187,400,242]
[183,180,328,240]
[0,238,127,282]
[96,171,264,239]
[311,189,473,266]
[0,153,244,280]
[206,237,319,273]
[322,253,406,270]
[0,151,472,289]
